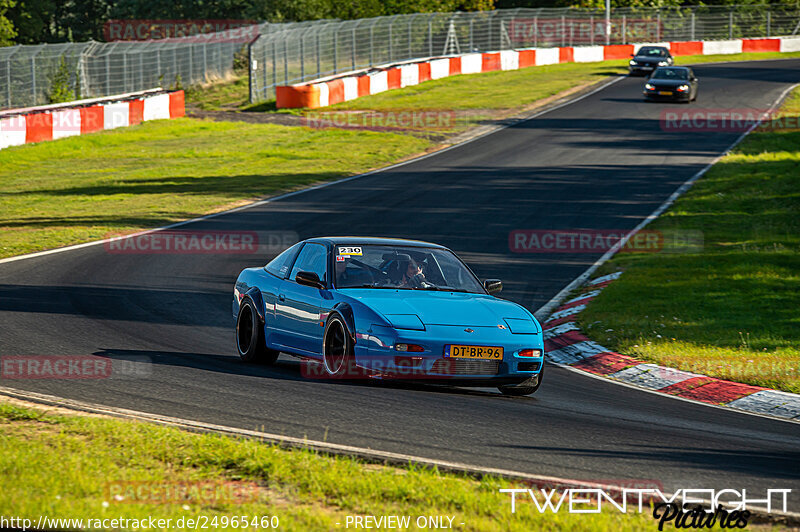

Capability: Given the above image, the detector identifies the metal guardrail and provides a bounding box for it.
[248,5,800,103]
[1,6,798,110]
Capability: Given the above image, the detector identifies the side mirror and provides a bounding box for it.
[296,271,324,289]
[484,279,503,294]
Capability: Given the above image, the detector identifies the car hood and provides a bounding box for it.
[633,56,666,64]
[341,289,533,327]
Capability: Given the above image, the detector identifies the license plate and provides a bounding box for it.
[658,91,673,96]
[642,66,653,70]
[445,345,503,360]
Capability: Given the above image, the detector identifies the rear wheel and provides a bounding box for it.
[236,298,279,364]
[322,314,355,378]
[498,364,544,396]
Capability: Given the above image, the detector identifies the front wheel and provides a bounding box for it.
[322,314,355,378]
[498,364,544,396]
[236,298,279,364]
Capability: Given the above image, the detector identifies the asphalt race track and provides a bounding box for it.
[1,59,799,504]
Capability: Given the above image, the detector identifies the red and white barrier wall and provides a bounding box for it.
[277,36,800,109]
[0,89,185,151]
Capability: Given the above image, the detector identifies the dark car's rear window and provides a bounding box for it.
[637,47,667,57]
[652,68,689,80]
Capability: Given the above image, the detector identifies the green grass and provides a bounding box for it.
[578,86,800,394]
[0,119,429,259]
[188,51,800,113]
[0,401,658,531]
[184,76,251,111]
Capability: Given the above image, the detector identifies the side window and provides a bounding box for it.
[289,243,328,285]
[264,242,302,278]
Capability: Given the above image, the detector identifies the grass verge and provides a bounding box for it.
[578,86,800,394]
[0,400,658,531]
[0,119,429,259]
[187,51,800,113]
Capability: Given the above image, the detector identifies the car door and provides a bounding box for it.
[275,242,329,356]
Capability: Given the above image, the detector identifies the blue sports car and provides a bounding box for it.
[232,237,545,395]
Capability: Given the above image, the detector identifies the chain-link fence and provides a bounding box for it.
[0,32,248,110]
[249,4,800,102]
[2,6,799,110]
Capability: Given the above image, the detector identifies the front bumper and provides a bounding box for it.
[353,324,544,382]
[629,65,656,75]
[643,90,690,101]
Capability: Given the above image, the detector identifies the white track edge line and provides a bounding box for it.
[534,80,800,321]
[2,385,798,524]
[535,81,800,423]
[0,76,623,267]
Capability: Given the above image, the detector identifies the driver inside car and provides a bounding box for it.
[399,257,427,289]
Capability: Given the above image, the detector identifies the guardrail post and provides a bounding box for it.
[534,15,538,47]
[656,10,661,42]
[428,15,433,56]
[561,15,566,47]
[729,8,734,39]
[590,15,594,45]
[351,21,358,70]
[300,33,304,79]
[622,14,626,45]
[315,31,320,77]
[369,20,375,66]
[333,27,338,73]
[469,17,474,51]
[766,10,771,37]
[691,12,696,41]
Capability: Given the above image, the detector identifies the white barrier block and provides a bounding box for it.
[369,71,388,94]
[500,50,519,70]
[429,58,450,79]
[461,53,483,74]
[703,39,742,55]
[103,102,129,130]
[400,64,419,88]
[780,36,800,52]
[317,83,329,107]
[342,77,358,101]
[535,47,559,65]
[143,93,170,121]
[51,108,81,139]
[573,46,604,63]
[0,115,26,149]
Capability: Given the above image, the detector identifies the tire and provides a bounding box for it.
[322,314,355,378]
[236,298,279,364]
[498,364,544,396]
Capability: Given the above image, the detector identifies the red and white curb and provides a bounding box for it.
[0,89,185,151]
[544,272,800,421]
[277,36,800,109]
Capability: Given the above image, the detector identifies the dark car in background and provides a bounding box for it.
[643,66,699,103]
[629,46,674,76]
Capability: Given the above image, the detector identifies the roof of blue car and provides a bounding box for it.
[307,236,447,249]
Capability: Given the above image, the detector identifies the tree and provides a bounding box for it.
[0,0,17,46]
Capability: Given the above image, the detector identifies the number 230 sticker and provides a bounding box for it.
[338,247,362,256]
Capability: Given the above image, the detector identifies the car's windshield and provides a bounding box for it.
[652,68,689,80]
[334,244,485,293]
[638,47,666,57]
